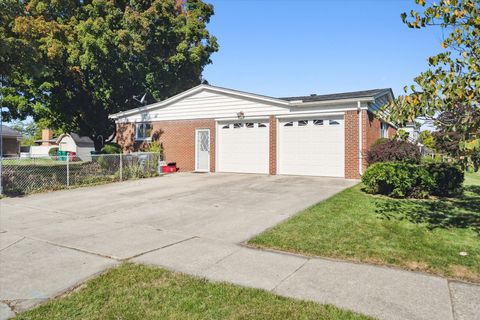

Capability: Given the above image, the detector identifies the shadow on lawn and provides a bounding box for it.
[375,186,480,235]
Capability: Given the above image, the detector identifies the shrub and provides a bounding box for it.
[367,139,421,165]
[362,162,433,198]
[426,163,464,197]
[101,143,122,154]
[48,147,59,157]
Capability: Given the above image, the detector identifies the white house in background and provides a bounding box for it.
[29,129,95,160]
[400,122,421,142]
[30,128,58,158]
[56,133,95,161]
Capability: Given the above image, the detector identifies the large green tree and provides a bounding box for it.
[384,0,479,168]
[0,0,218,148]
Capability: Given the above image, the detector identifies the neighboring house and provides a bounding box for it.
[399,122,421,143]
[56,133,95,161]
[0,126,22,157]
[110,84,396,179]
[29,129,95,160]
[30,128,58,157]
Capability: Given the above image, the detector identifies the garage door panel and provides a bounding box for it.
[278,117,345,177]
[218,122,269,174]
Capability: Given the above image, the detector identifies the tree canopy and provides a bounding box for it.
[384,0,479,168]
[0,0,218,148]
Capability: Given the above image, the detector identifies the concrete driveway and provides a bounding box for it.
[0,173,356,316]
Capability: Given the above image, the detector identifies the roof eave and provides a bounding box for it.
[290,97,375,107]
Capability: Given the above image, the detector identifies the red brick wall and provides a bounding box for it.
[117,119,216,172]
[269,116,277,175]
[388,126,397,138]
[344,110,360,179]
[366,111,382,150]
[363,111,398,168]
[116,112,395,178]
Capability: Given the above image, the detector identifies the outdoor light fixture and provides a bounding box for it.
[237,111,245,119]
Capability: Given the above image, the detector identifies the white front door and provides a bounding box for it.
[195,129,210,172]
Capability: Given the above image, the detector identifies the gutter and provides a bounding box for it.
[289,97,374,107]
[358,101,363,176]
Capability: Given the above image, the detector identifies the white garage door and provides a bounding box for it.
[217,121,269,174]
[278,117,345,177]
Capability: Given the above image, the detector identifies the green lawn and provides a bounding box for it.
[249,172,480,282]
[15,264,371,320]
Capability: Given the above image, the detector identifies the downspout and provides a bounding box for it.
[357,101,363,176]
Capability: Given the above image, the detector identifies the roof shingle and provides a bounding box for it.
[279,88,392,103]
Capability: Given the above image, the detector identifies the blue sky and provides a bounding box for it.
[202,0,444,98]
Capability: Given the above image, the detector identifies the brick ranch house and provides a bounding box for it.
[110,84,396,179]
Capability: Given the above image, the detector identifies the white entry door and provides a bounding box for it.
[195,129,210,172]
[278,117,345,177]
[217,121,269,174]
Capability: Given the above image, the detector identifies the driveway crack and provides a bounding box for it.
[0,236,25,252]
[271,258,310,292]
[125,236,198,260]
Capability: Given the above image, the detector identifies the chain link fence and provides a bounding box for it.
[1,152,163,196]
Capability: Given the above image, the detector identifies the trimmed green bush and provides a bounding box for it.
[367,139,421,165]
[362,162,465,198]
[101,143,122,154]
[362,162,434,198]
[426,163,464,197]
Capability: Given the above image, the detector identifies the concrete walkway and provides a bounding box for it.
[1,173,479,320]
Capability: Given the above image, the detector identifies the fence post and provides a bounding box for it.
[66,155,70,187]
[119,153,123,181]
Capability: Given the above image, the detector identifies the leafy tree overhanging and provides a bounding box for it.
[0,0,218,148]
[383,0,479,168]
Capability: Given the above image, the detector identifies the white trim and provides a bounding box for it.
[290,98,374,107]
[276,112,344,119]
[110,85,391,120]
[358,102,363,176]
[134,122,152,141]
[195,128,210,172]
[275,117,280,175]
[110,84,290,119]
[215,116,270,122]
[215,123,219,173]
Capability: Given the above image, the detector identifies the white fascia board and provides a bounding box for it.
[109,84,290,120]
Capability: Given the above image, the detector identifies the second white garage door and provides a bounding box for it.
[278,117,345,177]
[217,121,269,174]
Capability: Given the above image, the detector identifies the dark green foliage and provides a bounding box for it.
[362,162,433,198]
[426,163,464,197]
[1,0,218,149]
[48,147,58,157]
[363,162,466,199]
[366,139,421,165]
[101,143,122,154]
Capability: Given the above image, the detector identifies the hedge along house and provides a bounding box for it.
[110,84,396,179]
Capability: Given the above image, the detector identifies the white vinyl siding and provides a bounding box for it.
[217,121,269,174]
[118,89,360,123]
[278,116,345,177]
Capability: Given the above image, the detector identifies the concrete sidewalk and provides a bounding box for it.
[1,173,479,320]
[132,237,479,320]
